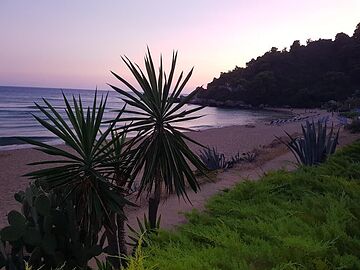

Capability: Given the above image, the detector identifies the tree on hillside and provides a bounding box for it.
[353,23,360,39]
[335,32,350,42]
[290,40,301,52]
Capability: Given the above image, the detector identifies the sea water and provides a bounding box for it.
[0,86,288,150]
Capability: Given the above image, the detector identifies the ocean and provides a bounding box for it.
[0,86,288,150]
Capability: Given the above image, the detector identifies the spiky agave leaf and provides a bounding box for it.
[20,92,132,236]
[199,147,227,170]
[277,120,340,166]
[110,49,206,200]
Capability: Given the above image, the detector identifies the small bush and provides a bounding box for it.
[199,147,227,170]
[340,110,360,119]
[278,120,339,166]
[199,147,258,171]
[345,118,360,133]
[121,237,156,270]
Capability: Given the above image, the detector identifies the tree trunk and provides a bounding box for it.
[148,176,161,229]
[105,213,127,268]
[105,172,129,268]
[116,213,128,260]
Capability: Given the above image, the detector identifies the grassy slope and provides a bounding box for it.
[145,142,360,270]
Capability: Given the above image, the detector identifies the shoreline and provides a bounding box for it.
[0,107,302,151]
[0,108,340,227]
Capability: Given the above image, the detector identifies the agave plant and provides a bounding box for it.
[110,49,206,228]
[199,147,227,170]
[21,92,134,268]
[278,120,340,166]
[241,151,257,163]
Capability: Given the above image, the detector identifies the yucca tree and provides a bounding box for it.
[21,92,134,267]
[109,49,206,228]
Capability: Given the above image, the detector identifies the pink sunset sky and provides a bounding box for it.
[0,0,359,93]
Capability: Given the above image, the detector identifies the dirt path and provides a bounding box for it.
[125,151,296,231]
[124,129,360,232]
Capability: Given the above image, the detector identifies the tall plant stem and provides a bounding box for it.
[105,213,128,268]
[148,171,162,229]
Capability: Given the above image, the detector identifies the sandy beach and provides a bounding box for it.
[0,109,358,228]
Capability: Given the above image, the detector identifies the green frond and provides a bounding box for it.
[111,49,206,199]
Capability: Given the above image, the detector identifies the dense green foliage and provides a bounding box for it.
[279,120,339,166]
[194,23,360,107]
[143,141,360,269]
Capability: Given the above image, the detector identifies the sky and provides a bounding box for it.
[0,0,359,93]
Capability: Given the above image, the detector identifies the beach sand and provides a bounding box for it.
[0,109,358,229]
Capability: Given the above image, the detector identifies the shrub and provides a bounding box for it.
[345,118,360,133]
[198,147,227,170]
[340,110,360,118]
[199,148,258,171]
[278,120,339,166]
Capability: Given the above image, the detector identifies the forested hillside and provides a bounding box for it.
[193,23,360,108]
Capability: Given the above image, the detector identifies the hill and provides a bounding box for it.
[192,23,360,108]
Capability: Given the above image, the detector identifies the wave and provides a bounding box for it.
[189,124,216,130]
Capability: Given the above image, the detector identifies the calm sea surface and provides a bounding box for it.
[0,86,288,150]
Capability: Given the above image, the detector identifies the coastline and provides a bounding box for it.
[0,108,345,227]
[0,107,299,151]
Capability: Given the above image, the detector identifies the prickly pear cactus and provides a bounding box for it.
[0,184,103,270]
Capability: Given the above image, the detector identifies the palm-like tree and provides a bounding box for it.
[22,93,133,267]
[110,49,206,228]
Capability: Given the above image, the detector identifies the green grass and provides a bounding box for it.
[144,141,360,270]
